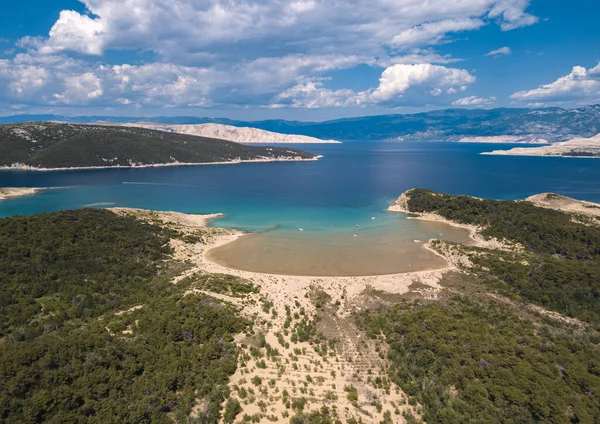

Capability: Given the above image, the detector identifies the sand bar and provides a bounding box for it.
[0,187,40,200]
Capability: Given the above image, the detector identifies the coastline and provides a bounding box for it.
[481,151,600,158]
[0,155,323,172]
[387,201,512,250]
[480,133,600,158]
[111,207,456,300]
[111,207,427,421]
[0,187,41,200]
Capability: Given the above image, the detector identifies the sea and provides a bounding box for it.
[2,142,599,275]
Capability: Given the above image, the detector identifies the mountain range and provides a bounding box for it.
[2,104,600,142]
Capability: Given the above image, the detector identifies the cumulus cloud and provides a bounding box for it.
[510,63,600,104]
[18,0,537,63]
[1,0,539,110]
[275,64,476,108]
[369,64,475,104]
[452,96,497,106]
[485,46,511,57]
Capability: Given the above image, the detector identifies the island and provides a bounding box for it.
[0,187,40,200]
[0,122,320,170]
[2,190,600,423]
[481,133,600,157]
[457,135,548,144]
[124,123,342,144]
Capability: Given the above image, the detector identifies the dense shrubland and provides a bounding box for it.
[358,297,600,424]
[0,209,249,423]
[405,189,600,325]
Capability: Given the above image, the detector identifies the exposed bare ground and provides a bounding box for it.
[113,208,434,423]
[0,187,40,200]
[112,206,591,422]
[526,192,600,220]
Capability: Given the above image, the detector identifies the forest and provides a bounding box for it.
[0,122,316,168]
[0,209,249,423]
[403,189,600,325]
[358,294,600,424]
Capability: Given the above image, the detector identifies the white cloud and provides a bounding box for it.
[589,63,600,77]
[275,80,361,109]
[485,46,511,56]
[20,0,537,64]
[510,63,600,104]
[2,0,539,110]
[391,18,485,49]
[452,96,497,106]
[369,64,475,104]
[275,64,476,108]
[488,0,539,30]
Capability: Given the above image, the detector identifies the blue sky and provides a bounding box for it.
[0,0,599,120]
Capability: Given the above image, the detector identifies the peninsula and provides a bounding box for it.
[125,123,341,144]
[0,187,40,200]
[481,133,600,157]
[0,122,319,170]
[2,191,600,423]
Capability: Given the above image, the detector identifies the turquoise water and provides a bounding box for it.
[2,141,600,232]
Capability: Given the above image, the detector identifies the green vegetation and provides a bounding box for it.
[0,122,317,169]
[0,209,172,338]
[358,298,600,423]
[0,209,249,423]
[405,188,600,257]
[404,189,600,325]
[181,272,259,298]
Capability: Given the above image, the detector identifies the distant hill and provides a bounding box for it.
[482,133,600,157]
[2,104,600,142]
[125,123,341,144]
[0,122,318,170]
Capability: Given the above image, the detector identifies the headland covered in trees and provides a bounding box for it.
[1,190,600,423]
[0,122,319,171]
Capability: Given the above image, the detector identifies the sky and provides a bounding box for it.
[0,0,599,121]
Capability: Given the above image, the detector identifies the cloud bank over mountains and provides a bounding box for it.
[2,0,590,113]
[511,64,600,105]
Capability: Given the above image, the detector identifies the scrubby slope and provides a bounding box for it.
[0,122,318,169]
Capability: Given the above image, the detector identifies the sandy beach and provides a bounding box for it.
[387,194,516,251]
[110,199,591,422]
[0,187,41,200]
[111,207,461,422]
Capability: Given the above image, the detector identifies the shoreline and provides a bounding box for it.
[111,207,456,291]
[481,152,600,158]
[112,207,429,421]
[387,203,511,250]
[0,187,41,200]
[0,155,323,172]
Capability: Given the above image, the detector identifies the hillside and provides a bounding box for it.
[125,123,341,144]
[3,104,600,142]
[2,201,600,423]
[391,188,600,324]
[0,210,249,422]
[0,122,318,170]
[482,133,600,157]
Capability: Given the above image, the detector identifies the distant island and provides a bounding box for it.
[124,123,341,144]
[0,122,319,170]
[3,104,600,142]
[481,133,600,157]
[457,135,548,144]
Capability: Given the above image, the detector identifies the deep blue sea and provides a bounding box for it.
[1,142,600,234]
